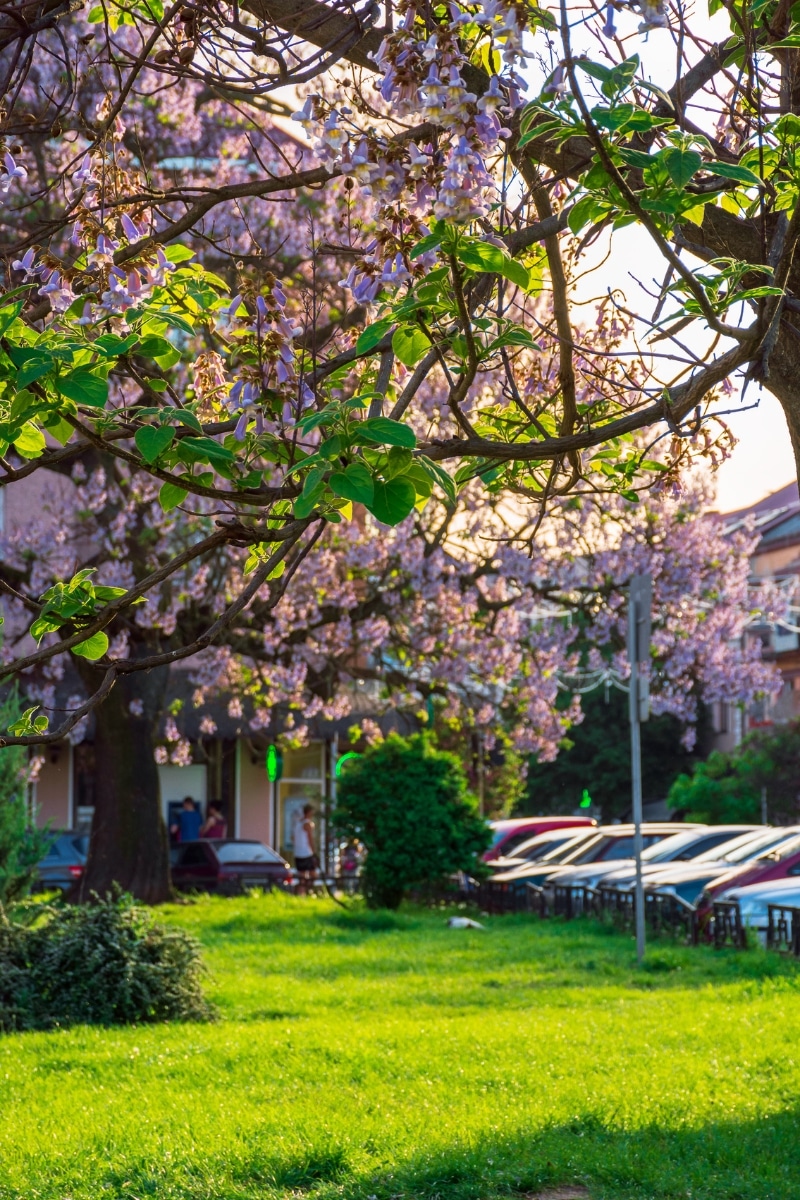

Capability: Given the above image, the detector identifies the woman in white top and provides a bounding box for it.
[293,804,317,893]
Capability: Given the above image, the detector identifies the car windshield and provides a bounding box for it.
[214,842,283,864]
[541,831,601,863]
[688,829,797,865]
[508,833,573,861]
[757,833,800,861]
[570,835,630,864]
[641,830,712,864]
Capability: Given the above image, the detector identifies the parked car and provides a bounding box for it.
[694,832,800,921]
[718,876,800,936]
[595,825,761,893]
[643,826,800,907]
[484,816,596,862]
[488,826,596,873]
[171,839,293,894]
[33,830,88,893]
[491,823,686,890]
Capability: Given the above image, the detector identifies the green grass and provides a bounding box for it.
[2,895,800,1200]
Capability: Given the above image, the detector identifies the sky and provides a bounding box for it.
[556,4,799,516]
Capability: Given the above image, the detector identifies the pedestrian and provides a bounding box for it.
[201,801,227,839]
[341,838,361,895]
[293,803,318,894]
[170,796,202,844]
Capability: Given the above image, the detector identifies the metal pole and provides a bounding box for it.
[477,730,485,819]
[761,785,768,825]
[629,604,646,964]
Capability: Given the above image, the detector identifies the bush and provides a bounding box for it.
[333,733,490,909]
[0,892,214,1031]
[668,719,800,824]
[0,690,50,904]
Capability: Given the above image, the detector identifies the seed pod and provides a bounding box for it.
[177,42,195,63]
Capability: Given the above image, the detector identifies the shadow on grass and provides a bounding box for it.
[334,1108,800,1200]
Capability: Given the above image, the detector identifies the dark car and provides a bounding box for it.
[33,831,88,893]
[171,839,293,894]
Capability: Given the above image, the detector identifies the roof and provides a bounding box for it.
[720,480,800,547]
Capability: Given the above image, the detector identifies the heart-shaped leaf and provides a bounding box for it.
[71,631,109,661]
[58,369,109,408]
[135,426,175,464]
[368,477,416,526]
[159,481,188,511]
[329,461,374,506]
[359,417,416,448]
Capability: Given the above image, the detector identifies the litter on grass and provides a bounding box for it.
[447,916,485,929]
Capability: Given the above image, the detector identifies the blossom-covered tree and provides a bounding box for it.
[0,0,794,896]
[3,444,779,898]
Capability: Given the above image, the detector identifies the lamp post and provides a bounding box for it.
[628,574,652,965]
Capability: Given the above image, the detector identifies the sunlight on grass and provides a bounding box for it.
[1,893,799,1199]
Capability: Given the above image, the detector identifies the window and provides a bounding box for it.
[216,842,283,864]
[177,844,210,867]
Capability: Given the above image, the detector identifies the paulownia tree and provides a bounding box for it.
[0,0,793,895]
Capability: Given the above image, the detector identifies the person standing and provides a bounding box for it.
[170,796,202,844]
[201,801,227,839]
[293,803,318,894]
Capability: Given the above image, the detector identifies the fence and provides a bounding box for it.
[458,878,800,957]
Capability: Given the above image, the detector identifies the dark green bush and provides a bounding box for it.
[333,733,490,909]
[0,892,214,1031]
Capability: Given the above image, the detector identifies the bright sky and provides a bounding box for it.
[556,4,799,516]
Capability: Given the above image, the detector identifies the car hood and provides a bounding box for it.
[490,863,569,885]
[547,861,638,888]
[643,862,733,887]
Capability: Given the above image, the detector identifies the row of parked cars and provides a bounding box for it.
[486,817,800,934]
[35,833,293,894]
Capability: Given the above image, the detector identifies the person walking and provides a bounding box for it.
[293,803,318,894]
[170,796,202,843]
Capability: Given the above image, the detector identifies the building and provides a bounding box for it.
[714,480,800,748]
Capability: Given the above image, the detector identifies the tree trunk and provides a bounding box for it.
[71,665,172,904]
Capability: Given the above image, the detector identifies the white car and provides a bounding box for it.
[719,876,800,940]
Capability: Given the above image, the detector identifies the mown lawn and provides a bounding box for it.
[1,895,800,1200]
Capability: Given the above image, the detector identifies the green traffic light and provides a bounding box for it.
[580,788,592,809]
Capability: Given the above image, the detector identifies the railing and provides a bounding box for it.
[712,900,747,950]
[324,872,800,959]
[767,904,800,955]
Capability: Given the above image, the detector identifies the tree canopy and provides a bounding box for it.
[1,0,795,746]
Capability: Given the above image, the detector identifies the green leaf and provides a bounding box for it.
[293,480,327,519]
[356,317,394,355]
[137,334,180,366]
[71,631,109,661]
[329,462,375,506]
[392,325,431,367]
[159,481,188,511]
[0,301,24,337]
[567,196,609,235]
[457,243,529,289]
[13,422,46,459]
[576,60,613,82]
[417,456,458,503]
[135,426,175,463]
[707,160,762,187]
[180,436,234,462]
[384,446,413,480]
[163,245,196,263]
[368,477,417,526]
[663,148,703,188]
[93,332,139,357]
[359,417,417,448]
[409,233,443,260]
[58,369,109,408]
[15,356,54,390]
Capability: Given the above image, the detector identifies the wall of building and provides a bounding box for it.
[33,748,71,829]
[237,745,272,843]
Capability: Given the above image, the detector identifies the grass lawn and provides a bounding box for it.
[2,895,800,1200]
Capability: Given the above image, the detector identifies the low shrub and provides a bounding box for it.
[0,891,215,1032]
